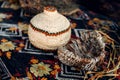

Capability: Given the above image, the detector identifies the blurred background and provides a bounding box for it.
[1,0,120,23]
[75,0,120,22]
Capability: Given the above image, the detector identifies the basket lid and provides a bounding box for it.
[30,6,70,33]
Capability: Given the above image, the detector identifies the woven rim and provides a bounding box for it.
[30,23,71,36]
[58,45,105,70]
[44,6,56,12]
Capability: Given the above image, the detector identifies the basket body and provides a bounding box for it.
[28,7,71,50]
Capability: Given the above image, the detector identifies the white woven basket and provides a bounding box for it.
[28,7,71,50]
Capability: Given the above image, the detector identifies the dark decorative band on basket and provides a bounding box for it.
[30,24,71,36]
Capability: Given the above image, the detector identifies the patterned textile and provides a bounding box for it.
[0,1,120,80]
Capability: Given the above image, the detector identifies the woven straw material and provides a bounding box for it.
[30,9,70,33]
[28,25,71,50]
[28,7,71,50]
[58,30,105,70]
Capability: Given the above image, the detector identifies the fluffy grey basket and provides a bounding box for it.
[58,30,106,70]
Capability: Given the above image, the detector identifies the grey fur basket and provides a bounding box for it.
[58,30,106,70]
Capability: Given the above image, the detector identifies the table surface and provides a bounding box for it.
[0,1,120,80]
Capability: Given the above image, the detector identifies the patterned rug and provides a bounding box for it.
[0,1,120,80]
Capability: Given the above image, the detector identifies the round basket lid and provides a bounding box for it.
[30,6,70,33]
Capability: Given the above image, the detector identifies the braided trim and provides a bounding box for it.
[30,23,71,36]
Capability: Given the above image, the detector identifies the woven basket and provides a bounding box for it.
[58,30,106,70]
[28,6,71,50]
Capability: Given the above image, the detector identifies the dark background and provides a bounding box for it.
[75,0,120,22]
